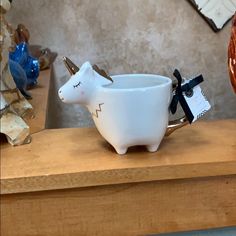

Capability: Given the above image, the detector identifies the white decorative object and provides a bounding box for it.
[190,0,236,31]
[59,61,187,155]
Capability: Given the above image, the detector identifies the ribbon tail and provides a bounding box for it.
[170,95,179,114]
[173,69,183,87]
[179,96,194,124]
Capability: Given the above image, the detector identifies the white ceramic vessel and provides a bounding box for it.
[59,61,187,155]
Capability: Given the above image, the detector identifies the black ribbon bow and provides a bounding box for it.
[170,69,204,123]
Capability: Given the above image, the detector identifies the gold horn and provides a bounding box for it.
[63,56,80,75]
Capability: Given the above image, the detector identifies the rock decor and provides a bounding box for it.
[228,13,236,93]
[0,0,33,145]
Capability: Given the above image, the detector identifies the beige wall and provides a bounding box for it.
[7,0,236,128]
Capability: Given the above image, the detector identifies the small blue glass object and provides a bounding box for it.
[8,59,31,99]
[9,42,40,88]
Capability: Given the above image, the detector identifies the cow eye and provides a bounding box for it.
[73,82,82,88]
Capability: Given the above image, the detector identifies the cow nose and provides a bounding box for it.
[58,90,64,100]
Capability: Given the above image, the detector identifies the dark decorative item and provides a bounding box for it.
[188,0,236,32]
[13,23,57,70]
[9,42,40,92]
[14,23,30,44]
[170,69,204,123]
[228,13,236,93]
[30,45,57,70]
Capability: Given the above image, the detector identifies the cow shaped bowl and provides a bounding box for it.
[58,60,187,155]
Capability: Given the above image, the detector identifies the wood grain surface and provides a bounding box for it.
[25,69,51,134]
[1,120,236,194]
[1,175,236,236]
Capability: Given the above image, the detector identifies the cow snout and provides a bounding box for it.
[58,89,64,101]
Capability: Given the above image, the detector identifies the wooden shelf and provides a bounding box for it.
[25,69,51,134]
[1,71,236,235]
[1,119,236,194]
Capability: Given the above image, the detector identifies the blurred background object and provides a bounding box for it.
[6,0,236,128]
[12,21,58,71]
[0,0,32,145]
[188,0,236,32]
[228,12,236,93]
[9,41,39,94]
[29,44,57,70]
[14,23,30,44]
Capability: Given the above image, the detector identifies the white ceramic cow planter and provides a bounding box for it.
[59,59,187,155]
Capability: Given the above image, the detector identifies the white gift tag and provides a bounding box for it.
[170,70,211,124]
[183,84,211,123]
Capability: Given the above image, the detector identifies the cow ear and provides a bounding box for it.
[82,61,93,69]
[80,61,95,78]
